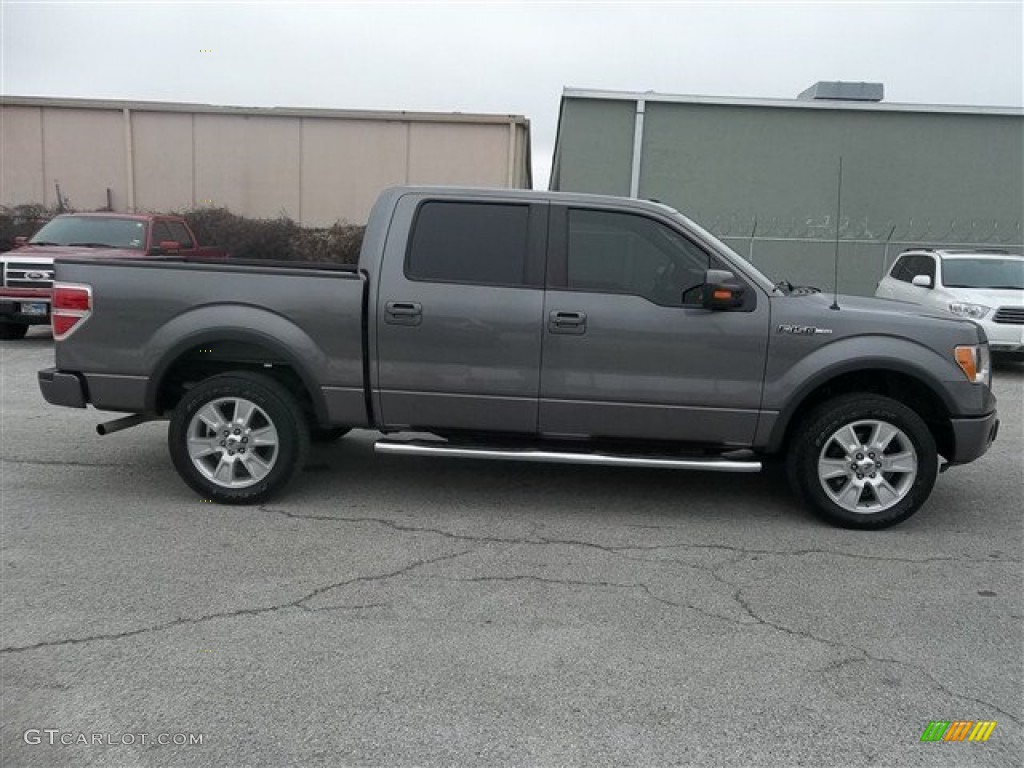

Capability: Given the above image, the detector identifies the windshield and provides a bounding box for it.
[29,216,148,249]
[942,258,1024,290]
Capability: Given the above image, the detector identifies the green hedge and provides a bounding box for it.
[0,204,58,253]
[0,205,365,264]
[181,208,364,263]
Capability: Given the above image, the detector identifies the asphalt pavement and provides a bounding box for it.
[2,326,1021,767]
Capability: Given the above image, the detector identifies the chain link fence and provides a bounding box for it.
[697,214,1023,296]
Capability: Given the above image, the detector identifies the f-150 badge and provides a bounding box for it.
[777,324,833,336]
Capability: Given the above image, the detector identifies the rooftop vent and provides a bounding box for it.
[798,81,884,102]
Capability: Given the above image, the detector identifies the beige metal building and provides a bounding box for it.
[0,95,532,225]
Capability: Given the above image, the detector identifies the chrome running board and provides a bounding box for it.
[373,439,761,472]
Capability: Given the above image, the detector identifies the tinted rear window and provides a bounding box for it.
[406,202,529,287]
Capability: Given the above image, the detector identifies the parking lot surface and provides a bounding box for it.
[2,327,1021,767]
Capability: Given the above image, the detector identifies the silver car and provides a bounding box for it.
[876,249,1024,359]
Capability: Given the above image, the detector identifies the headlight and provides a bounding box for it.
[949,302,991,320]
[955,344,992,386]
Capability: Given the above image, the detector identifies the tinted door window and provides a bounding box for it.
[890,255,913,282]
[566,209,711,306]
[406,202,530,287]
[165,221,194,248]
[906,254,935,280]
[150,221,174,250]
[893,254,935,282]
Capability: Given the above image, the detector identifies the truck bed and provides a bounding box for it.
[52,257,368,426]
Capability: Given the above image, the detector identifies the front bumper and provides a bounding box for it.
[980,319,1024,354]
[38,367,87,408]
[948,410,999,465]
[988,343,1024,355]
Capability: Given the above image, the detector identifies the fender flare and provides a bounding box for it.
[143,307,330,423]
[762,346,960,454]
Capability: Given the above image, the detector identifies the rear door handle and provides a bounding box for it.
[385,301,422,325]
[548,310,586,335]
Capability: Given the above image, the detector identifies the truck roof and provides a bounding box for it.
[52,212,185,223]
[376,186,688,222]
[384,185,682,215]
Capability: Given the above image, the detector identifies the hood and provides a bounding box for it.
[939,286,1024,308]
[772,291,986,351]
[2,244,143,260]
[797,292,968,325]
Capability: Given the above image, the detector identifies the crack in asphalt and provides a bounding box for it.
[721,574,1022,725]
[443,574,746,626]
[6,501,1017,724]
[257,506,1017,565]
[445,567,1022,726]
[615,542,1021,565]
[300,602,390,614]
[0,549,472,656]
[260,504,1022,724]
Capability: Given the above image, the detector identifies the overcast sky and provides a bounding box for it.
[2,1,1021,187]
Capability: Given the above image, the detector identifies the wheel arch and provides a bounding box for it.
[147,330,328,425]
[766,362,956,460]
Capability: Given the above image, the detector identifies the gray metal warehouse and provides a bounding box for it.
[550,84,1023,296]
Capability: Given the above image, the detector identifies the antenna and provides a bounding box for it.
[830,157,843,310]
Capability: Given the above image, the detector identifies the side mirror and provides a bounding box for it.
[14,236,28,247]
[152,240,182,255]
[701,269,746,310]
[911,274,933,288]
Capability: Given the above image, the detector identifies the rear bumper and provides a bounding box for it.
[948,410,999,465]
[38,368,149,412]
[38,367,87,408]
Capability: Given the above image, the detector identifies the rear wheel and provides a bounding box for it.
[0,322,29,340]
[787,394,938,529]
[168,372,309,504]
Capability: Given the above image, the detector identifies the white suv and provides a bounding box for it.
[875,249,1024,359]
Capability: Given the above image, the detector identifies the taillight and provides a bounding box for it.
[52,282,93,340]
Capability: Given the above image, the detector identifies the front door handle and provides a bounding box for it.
[548,310,586,335]
[385,301,422,326]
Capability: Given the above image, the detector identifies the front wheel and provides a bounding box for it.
[168,372,309,504]
[787,394,938,529]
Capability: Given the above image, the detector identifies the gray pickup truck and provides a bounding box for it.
[38,187,999,528]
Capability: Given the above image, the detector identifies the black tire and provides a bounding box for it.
[168,372,309,504]
[786,394,938,529]
[310,426,352,443]
[0,323,29,340]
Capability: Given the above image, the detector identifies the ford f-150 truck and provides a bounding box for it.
[37,187,999,528]
[0,212,226,339]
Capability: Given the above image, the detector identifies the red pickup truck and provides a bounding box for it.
[0,212,226,339]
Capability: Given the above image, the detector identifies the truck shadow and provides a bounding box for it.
[294,432,804,528]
